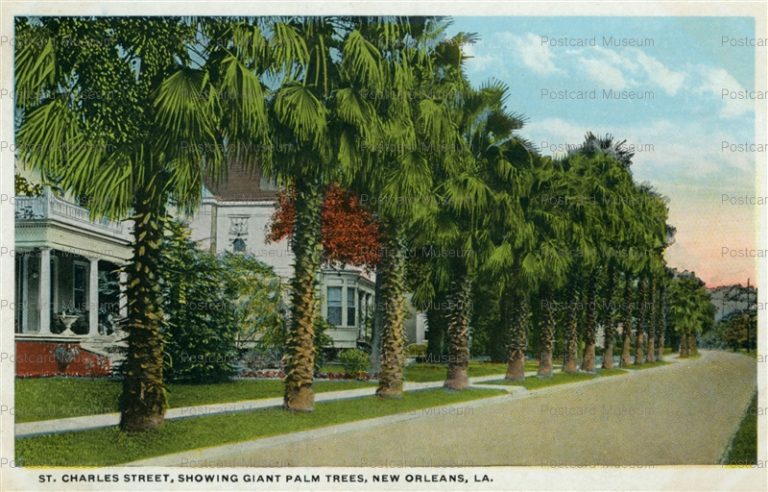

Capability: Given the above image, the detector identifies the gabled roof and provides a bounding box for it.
[204,161,279,202]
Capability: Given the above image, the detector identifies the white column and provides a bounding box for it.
[88,257,99,336]
[21,253,29,333]
[118,270,128,319]
[38,248,51,335]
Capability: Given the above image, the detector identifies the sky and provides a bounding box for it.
[448,16,761,288]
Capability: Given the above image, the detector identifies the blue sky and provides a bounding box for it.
[449,16,759,286]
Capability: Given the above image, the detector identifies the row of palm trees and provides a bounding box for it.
[15,16,701,433]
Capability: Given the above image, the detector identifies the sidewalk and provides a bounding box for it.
[15,372,535,438]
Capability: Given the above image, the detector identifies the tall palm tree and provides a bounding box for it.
[631,183,671,365]
[527,157,572,378]
[263,17,393,410]
[668,271,713,357]
[655,267,673,360]
[634,275,649,365]
[567,134,637,371]
[619,271,635,367]
[412,81,528,389]
[15,17,271,431]
[345,19,462,398]
[646,275,658,363]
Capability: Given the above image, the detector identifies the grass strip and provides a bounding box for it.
[723,392,757,465]
[485,367,629,390]
[15,378,374,423]
[16,388,504,467]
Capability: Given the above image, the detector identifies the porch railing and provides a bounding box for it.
[15,187,132,242]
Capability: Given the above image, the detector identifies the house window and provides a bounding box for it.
[73,262,87,310]
[347,287,356,326]
[327,287,342,326]
[232,238,246,253]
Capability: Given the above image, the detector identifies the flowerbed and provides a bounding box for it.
[238,368,372,380]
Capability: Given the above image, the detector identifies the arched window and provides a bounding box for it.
[232,238,246,253]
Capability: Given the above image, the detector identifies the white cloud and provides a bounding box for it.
[592,46,638,72]
[462,42,500,72]
[579,57,630,90]
[502,32,562,76]
[695,66,753,118]
[569,46,686,96]
[630,49,686,96]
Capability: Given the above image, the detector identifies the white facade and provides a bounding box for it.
[183,188,377,349]
[13,168,425,351]
[14,185,130,357]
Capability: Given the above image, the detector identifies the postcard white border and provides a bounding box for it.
[1,1,766,491]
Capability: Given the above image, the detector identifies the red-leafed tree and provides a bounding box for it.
[267,183,381,269]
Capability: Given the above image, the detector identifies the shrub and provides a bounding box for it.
[219,252,287,349]
[405,342,427,358]
[160,220,239,383]
[338,348,370,376]
[313,316,336,372]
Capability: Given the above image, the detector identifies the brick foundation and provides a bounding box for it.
[15,340,112,377]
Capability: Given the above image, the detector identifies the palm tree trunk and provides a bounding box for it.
[634,276,647,365]
[679,329,689,357]
[119,188,168,432]
[538,287,556,378]
[505,290,529,381]
[283,179,323,412]
[601,263,617,369]
[688,333,698,356]
[562,285,580,374]
[370,273,383,374]
[425,305,447,363]
[646,277,657,363]
[376,222,407,399]
[444,264,471,390]
[619,272,633,367]
[581,274,598,373]
[656,285,666,361]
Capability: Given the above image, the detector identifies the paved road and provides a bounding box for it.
[203,350,755,466]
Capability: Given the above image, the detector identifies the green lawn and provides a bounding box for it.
[16,388,504,467]
[404,362,510,382]
[624,360,671,370]
[15,378,374,423]
[319,361,512,382]
[723,392,757,465]
[486,367,628,390]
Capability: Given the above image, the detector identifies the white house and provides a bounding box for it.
[13,163,425,376]
[14,170,131,375]
[183,163,378,349]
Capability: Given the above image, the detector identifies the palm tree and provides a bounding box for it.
[561,276,582,374]
[15,17,271,431]
[344,19,462,398]
[634,275,649,365]
[263,17,395,410]
[668,271,713,357]
[646,275,658,363]
[655,267,673,360]
[631,184,671,365]
[619,271,635,367]
[528,157,573,378]
[566,134,637,371]
[412,81,529,389]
